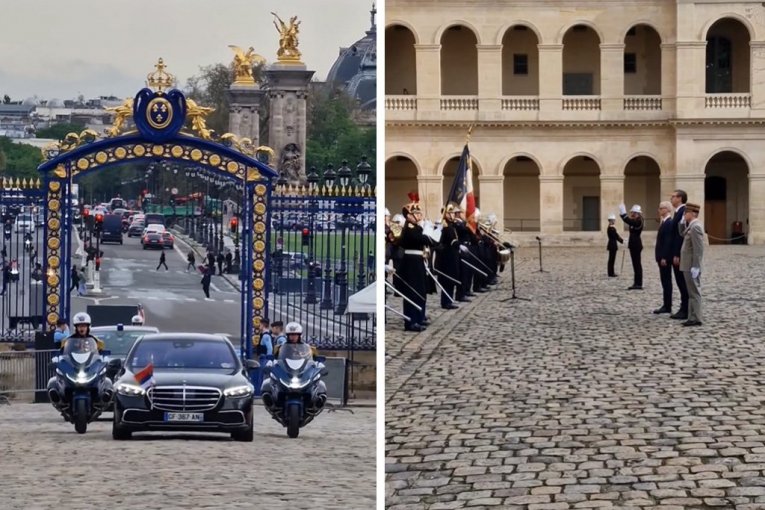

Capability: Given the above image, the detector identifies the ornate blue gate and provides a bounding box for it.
[36,59,277,356]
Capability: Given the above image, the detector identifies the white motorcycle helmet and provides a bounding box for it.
[131,314,144,326]
[284,322,303,342]
[73,312,91,326]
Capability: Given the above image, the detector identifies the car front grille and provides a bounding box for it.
[148,386,222,412]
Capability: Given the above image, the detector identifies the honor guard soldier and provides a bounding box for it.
[606,214,623,277]
[453,208,474,302]
[395,199,430,332]
[619,203,644,290]
[435,204,461,310]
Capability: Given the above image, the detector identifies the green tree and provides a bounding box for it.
[0,137,43,179]
[2,95,10,104]
[0,149,6,173]
[185,63,233,136]
[35,122,86,141]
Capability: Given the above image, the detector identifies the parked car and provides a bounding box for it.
[14,213,35,233]
[111,333,255,441]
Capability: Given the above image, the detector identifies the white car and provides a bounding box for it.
[14,213,35,233]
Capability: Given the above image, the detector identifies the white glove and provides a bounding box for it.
[459,245,469,254]
[691,267,700,279]
[618,204,627,216]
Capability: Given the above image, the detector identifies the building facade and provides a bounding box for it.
[385,0,765,244]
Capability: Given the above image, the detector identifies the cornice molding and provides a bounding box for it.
[386,118,765,129]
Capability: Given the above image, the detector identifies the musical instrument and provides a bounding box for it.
[478,222,513,264]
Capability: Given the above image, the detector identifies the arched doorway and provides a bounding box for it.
[563,156,600,231]
[441,25,478,95]
[502,156,540,231]
[624,24,662,95]
[442,156,480,207]
[385,156,419,214]
[562,25,601,95]
[385,25,417,95]
[705,18,751,93]
[624,156,661,231]
[501,25,539,96]
[704,151,749,244]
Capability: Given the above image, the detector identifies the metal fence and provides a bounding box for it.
[270,183,376,351]
[1,179,47,344]
[0,348,57,402]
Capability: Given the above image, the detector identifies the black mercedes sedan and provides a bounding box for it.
[111,333,257,441]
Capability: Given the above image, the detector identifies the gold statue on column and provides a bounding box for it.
[271,12,302,63]
[228,46,267,85]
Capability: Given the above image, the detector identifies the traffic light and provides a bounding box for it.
[94,212,104,233]
[302,228,310,247]
[229,217,238,233]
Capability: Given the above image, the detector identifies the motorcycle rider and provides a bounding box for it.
[262,321,327,411]
[61,312,105,352]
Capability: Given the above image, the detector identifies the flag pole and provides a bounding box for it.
[441,124,476,223]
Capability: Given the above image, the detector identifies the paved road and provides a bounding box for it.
[0,403,375,510]
[70,232,243,339]
[386,244,765,509]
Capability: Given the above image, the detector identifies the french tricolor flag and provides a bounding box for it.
[445,143,477,233]
[134,362,155,390]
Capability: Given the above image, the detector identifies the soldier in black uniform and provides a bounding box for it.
[606,214,623,277]
[470,213,488,293]
[435,205,460,310]
[453,209,473,302]
[619,204,644,289]
[395,201,430,332]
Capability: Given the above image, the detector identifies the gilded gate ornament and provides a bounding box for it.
[271,13,302,63]
[185,99,215,140]
[228,45,267,85]
[104,98,134,137]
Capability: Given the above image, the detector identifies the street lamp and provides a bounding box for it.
[320,163,336,310]
[356,156,371,188]
[337,160,352,188]
[304,167,320,304]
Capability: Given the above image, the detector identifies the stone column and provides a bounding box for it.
[227,84,265,146]
[539,175,563,234]
[537,45,563,114]
[748,175,765,244]
[600,175,625,232]
[418,175,443,221]
[750,42,765,111]
[660,43,677,113]
[264,63,315,185]
[477,45,502,112]
[477,175,503,229]
[674,42,706,114]
[415,44,441,111]
[600,44,624,112]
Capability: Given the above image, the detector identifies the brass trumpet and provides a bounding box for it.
[478,222,513,264]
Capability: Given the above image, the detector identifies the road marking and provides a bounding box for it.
[223,299,235,303]
[211,282,221,292]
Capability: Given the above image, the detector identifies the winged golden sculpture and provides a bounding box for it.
[185,99,216,140]
[104,98,134,137]
[228,45,267,85]
[271,12,302,62]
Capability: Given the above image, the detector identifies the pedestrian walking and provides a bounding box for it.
[70,265,80,293]
[77,267,87,296]
[157,250,168,271]
[669,190,690,320]
[186,251,196,272]
[653,201,674,314]
[606,214,623,277]
[680,203,704,327]
[619,203,644,290]
[225,251,233,273]
[216,253,224,275]
[201,265,212,298]
[207,250,215,272]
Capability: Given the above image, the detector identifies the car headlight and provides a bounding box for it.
[116,383,145,396]
[224,384,254,397]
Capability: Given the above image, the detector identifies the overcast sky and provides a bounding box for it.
[0,0,375,100]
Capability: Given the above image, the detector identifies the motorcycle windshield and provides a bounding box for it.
[277,343,311,374]
[62,337,98,367]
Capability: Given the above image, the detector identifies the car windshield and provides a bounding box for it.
[129,339,237,369]
[17,214,32,222]
[96,331,147,356]
[63,337,98,357]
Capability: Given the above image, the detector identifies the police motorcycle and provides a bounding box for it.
[3,221,10,241]
[261,332,328,438]
[23,232,33,253]
[47,335,115,434]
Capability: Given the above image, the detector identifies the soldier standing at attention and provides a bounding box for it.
[395,199,430,332]
[606,214,623,277]
[435,205,460,310]
[619,203,644,290]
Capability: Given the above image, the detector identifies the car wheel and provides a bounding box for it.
[231,408,253,442]
[112,404,132,440]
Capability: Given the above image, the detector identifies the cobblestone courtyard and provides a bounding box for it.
[0,404,375,510]
[386,245,765,509]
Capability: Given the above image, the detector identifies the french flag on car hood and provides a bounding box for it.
[134,362,155,390]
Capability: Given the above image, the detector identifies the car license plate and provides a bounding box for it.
[164,412,204,422]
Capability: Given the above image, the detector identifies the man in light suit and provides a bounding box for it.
[679,202,704,327]
[653,201,674,314]
[669,190,689,320]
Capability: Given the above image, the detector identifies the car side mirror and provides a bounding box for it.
[245,359,260,370]
[107,358,122,370]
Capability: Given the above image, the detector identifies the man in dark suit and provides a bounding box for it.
[654,201,674,314]
[669,189,689,319]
